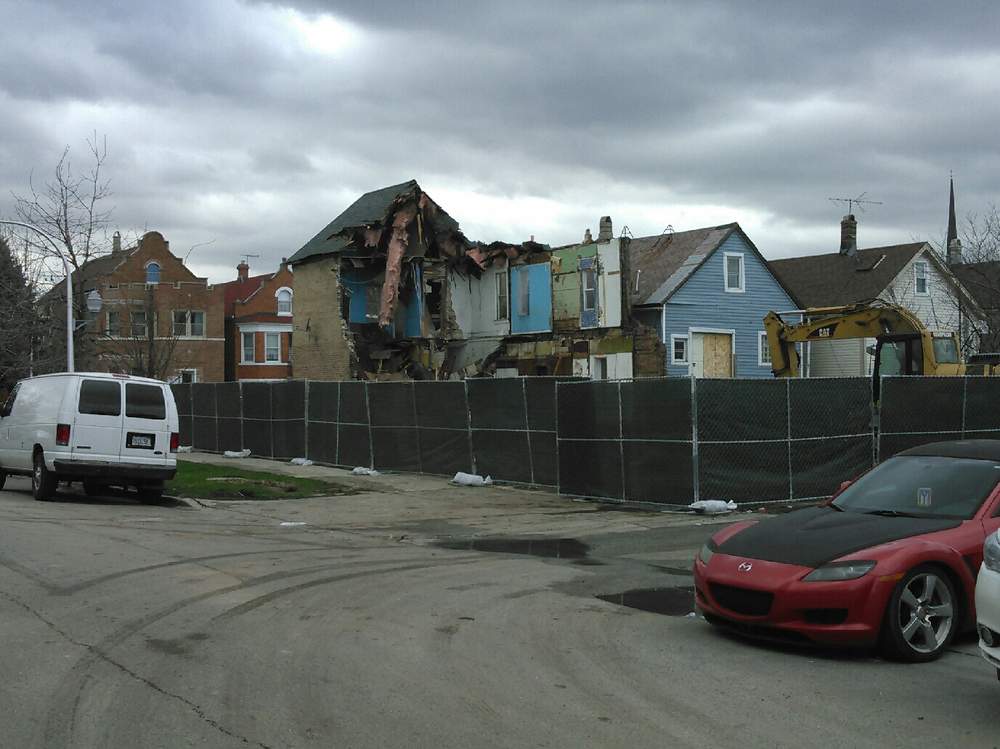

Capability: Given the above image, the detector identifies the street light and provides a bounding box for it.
[86,289,103,314]
[0,219,76,372]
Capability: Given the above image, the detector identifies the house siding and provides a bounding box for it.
[808,247,966,377]
[662,232,797,377]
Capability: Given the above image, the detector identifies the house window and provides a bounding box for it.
[517,267,530,316]
[593,357,608,380]
[265,332,280,362]
[759,332,772,366]
[724,253,745,293]
[495,273,508,321]
[172,310,205,337]
[671,334,689,365]
[130,310,148,338]
[145,262,161,285]
[179,369,197,384]
[276,288,293,315]
[241,332,255,363]
[582,264,597,311]
[914,261,929,295]
[106,310,121,337]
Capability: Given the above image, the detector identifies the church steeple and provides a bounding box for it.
[947,175,962,265]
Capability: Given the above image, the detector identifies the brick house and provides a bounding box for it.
[47,231,226,382]
[220,259,294,380]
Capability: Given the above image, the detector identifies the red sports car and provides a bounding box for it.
[693,440,1000,661]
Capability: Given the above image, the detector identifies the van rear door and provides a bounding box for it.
[74,379,124,463]
[120,383,170,467]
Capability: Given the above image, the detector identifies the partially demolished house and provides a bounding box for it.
[288,180,658,380]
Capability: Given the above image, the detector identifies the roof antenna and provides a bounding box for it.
[241,253,260,264]
[828,192,883,214]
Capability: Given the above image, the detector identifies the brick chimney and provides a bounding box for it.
[598,216,613,242]
[112,231,121,255]
[583,228,593,244]
[237,259,249,282]
[839,214,857,256]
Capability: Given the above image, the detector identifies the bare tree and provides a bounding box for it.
[97,287,181,380]
[6,133,116,372]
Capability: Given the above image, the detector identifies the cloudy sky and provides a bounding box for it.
[1,0,998,283]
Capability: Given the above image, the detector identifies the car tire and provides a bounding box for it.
[32,452,57,501]
[0,470,6,491]
[881,564,958,662]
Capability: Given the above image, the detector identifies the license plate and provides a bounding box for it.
[128,433,154,449]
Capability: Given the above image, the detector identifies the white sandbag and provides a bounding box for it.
[223,449,252,458]
[688,499,737,514]
[451,472,493,486]
[352,467,381,476]
[289,458,314,466]
[177,445,193,453]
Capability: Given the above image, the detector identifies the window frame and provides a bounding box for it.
[758,331,772,367]
[495,272,509,321]
[723,252,745,293]
[145,261,161,285]
[670,334,689,365]
[106,309,121,338]
[130,310,150,338]
[241,332,256,363]
[914,260,930,296]
[275,287,293,316]
[264,332,280,363]
[517,267,530,317]
[581,264,598,312]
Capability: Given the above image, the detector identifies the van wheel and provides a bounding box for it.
[32,453,57,501]
[0,470,7,491]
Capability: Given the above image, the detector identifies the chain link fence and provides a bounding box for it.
[557,377,874,507]
[172,377,574,486]
[174,375,1000,507]
[878,376,1000,458]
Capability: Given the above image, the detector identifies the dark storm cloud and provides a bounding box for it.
[1,0,999,280]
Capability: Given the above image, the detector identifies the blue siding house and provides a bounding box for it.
[629,223,799,377]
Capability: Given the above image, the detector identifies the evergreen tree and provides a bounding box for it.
[0,235,39,393]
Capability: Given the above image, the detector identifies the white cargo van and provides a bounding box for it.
[0,372,179,501]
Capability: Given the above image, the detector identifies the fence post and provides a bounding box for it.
[786,378,793,501]
[522,378,535,485]
[303,380,310,461]
[239,381,245,452]
[464,379,476,475]
[411,381,423,474]
[617,380,626,502]
[554,379,560,496]
[961,375,968,439]
[690,377,700,503]
[364,381,375,469]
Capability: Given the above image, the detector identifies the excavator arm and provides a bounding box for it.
[764,302,928,378]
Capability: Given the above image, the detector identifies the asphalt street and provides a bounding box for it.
[0,458,997,748]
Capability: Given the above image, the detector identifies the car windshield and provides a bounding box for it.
[832,455,1000,519]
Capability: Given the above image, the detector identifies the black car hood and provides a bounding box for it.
[717,506,960,569]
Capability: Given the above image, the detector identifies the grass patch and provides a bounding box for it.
[168,461,357,500]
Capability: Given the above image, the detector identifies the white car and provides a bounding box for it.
[976,530,1000,679]
[0,372,179,501]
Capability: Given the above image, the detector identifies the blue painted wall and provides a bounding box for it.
[662,232,796,377]
[510,263,553,334]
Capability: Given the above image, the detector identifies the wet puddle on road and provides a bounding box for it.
[596,586,695,616]
[435,537,589,559]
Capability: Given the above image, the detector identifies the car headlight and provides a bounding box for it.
[985,532,1000,573]
[803,560,876,582]
[698,540,717,565]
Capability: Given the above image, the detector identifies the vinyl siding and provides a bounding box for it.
[662,232,797,377]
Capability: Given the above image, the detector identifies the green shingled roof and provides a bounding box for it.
[289,180,438,265]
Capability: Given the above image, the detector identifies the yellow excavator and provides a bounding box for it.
[763,301,968,380]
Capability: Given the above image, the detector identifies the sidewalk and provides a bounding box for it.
[176,452,735,542]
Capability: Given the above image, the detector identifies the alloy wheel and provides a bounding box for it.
[897,571,954,655]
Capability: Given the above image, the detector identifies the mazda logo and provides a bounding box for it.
[738,562,753,572]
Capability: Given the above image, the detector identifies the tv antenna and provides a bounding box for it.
[828,192,883,214]
[240,253,260,265]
